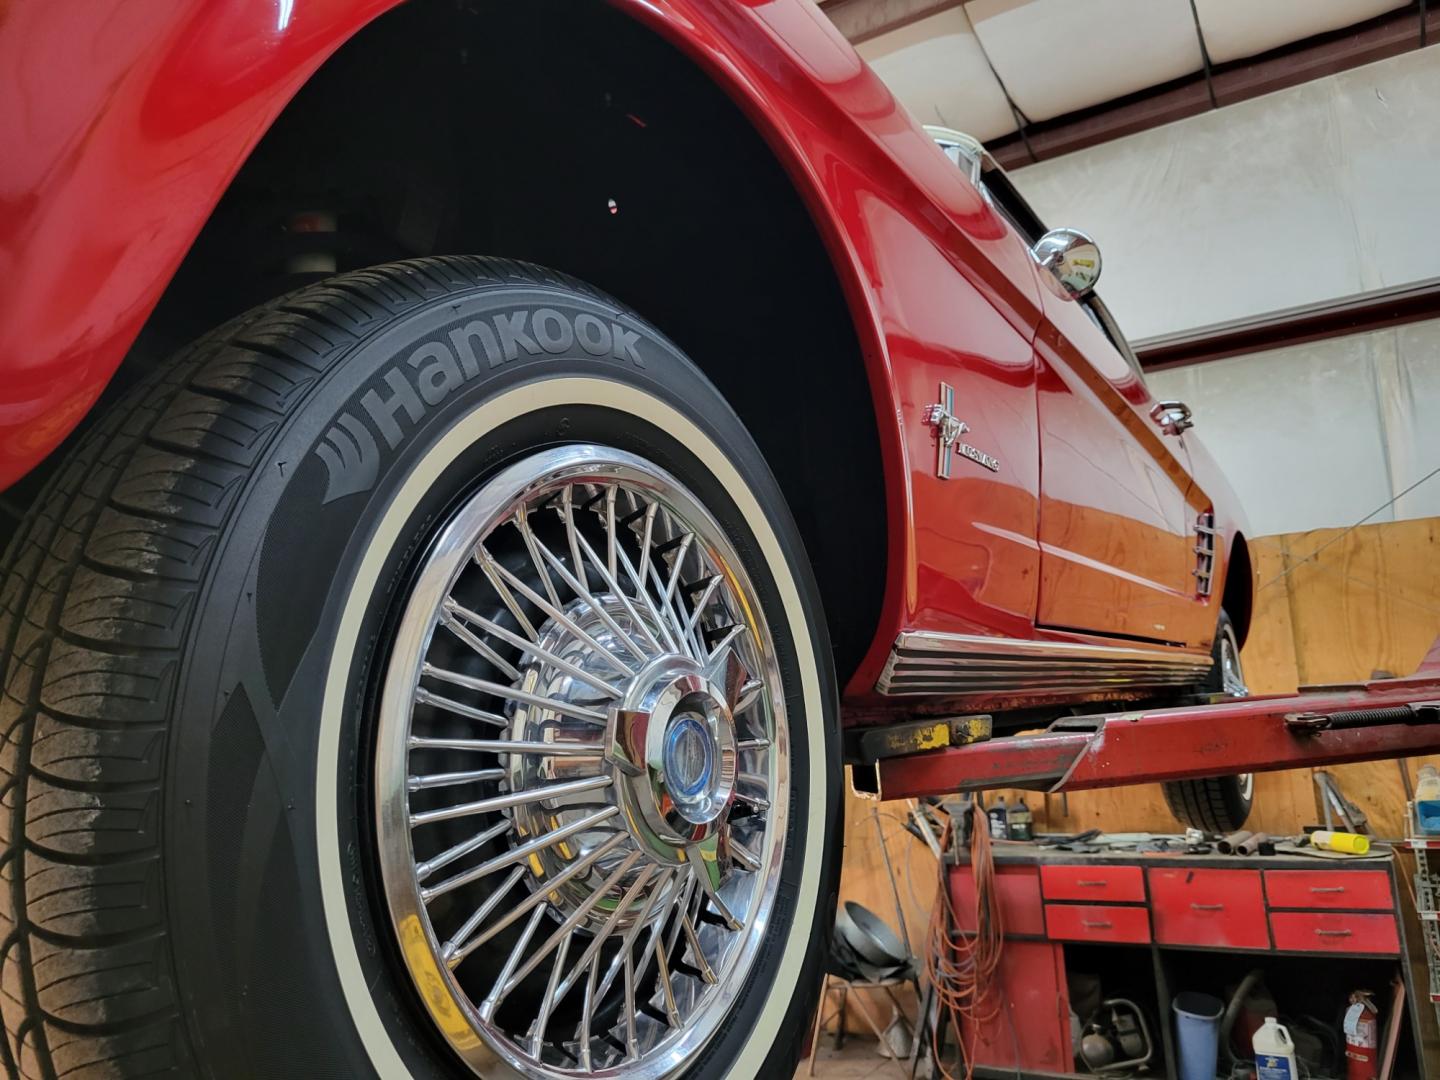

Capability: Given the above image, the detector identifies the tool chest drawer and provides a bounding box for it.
[1148,868,1269,949]
[1044,903,1151,944]
[1263,869,1393,911]
[951,864,1046,937]
[1040,863,1145,903]
[1269,911,1400,955]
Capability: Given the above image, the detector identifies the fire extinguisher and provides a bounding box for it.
[1344,990,1379,1080]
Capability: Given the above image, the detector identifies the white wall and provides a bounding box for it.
[1147,319,1440,536]
[1010,46,1440,344]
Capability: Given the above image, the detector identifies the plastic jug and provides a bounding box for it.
[1253,1017,1298,1080]
[1416,764,1440,834]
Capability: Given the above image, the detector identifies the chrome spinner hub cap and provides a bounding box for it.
[610,652,742,863]
[374,445,784,1079]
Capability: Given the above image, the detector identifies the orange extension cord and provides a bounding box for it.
[926,807,1005,1080]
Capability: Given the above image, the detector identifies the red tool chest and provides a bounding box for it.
[1148,867,1270,949]
[949,844,1421,1078]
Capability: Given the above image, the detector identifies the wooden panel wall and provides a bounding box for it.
[830,517,1440,1034]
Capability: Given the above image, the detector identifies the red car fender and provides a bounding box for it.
[0,0,393,484]
[0,0,1053,693]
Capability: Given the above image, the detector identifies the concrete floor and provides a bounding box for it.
[800,1037,911,1078]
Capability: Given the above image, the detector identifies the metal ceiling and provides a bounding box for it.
[837,0,1412,142]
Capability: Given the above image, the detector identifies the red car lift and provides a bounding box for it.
[869,637,1440,802]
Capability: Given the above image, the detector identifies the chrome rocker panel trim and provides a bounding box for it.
[876,631,1213,697]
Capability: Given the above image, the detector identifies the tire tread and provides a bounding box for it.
[0,256,614,1078]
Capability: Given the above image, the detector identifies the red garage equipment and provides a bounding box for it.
[865,638,1440,802]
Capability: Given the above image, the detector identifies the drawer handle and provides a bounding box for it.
[1315,929,1353,937]
[1076,880,1108,887]
[1081,920,1113,929]
[1309,886,1346,894]
[1191,903,1225,911]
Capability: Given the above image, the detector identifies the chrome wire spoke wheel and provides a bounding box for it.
[1219,623,1253,799]
[374,444,786,1079]
[1219,622,1248,699]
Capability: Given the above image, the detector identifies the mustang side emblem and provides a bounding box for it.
[923,382,1000,477]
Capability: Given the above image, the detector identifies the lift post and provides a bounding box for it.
[871,637,1440,802]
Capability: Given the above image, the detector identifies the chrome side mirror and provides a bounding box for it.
[1033,228,1102,299]
[1149,399,1194,436]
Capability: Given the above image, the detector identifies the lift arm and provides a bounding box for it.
[871,638,1440,802]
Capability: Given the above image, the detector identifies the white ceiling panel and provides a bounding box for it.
[857,7,1018,142]
[964,0,1203,122]
[1195,0,1411,64]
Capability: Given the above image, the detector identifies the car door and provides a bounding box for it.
[1032,288,1209,647]
[969,162,1207,648]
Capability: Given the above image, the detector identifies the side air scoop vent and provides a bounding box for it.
[876,631,1212,697]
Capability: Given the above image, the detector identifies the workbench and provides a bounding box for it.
[950,841,1427,1078]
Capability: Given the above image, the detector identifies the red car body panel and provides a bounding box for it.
[0,0,1244,703]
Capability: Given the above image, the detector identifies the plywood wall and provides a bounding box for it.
[830,516,1440,1031]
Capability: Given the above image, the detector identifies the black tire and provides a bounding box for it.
[0,257,843,1079]
[1160,610,1251,833]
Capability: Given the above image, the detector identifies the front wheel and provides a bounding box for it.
[1160,611,1252,833]
[0,257,841,1079]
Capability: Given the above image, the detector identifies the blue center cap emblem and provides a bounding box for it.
[664,715,714,799]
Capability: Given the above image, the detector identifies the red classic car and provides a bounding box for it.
[0,1,1251,1077]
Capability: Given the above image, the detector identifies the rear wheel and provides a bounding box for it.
[1161,611,1251,833]
[0,256,841,1079]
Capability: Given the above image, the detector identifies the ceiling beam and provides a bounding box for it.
[987,3,1437,168]
[818,0,963,46]
[1134,279,1440,372]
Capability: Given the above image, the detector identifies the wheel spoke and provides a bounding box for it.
[417,817,513,882]
[585,867,677,1019]
[705,636,757,716]
[578,955,600,1071]
[610,524,681,653]
[498,850,644,1003]
[480,903,548,1021]
[734,773,770,812]
[680,575,723,647]
[514,502,563,611]
[422,662,608,724]
[414,687,509,728]
[445,598,623,700]
[478,547,635,678]
[526,528,652,664]
[627,874,694,998]
[635,501,660,591]
[407,767,505,791]
[682,909,718,984]
[422,805,620,902]
[658,534,696,647]
[729,834,761,873]
[472,548,541,642]
[439,609,522,681]
[688,836,743,931]
[653,933,682,1027]
[446,831,631,966]
[527,931,571,1056]
[605,484,619,585]
[561,484,590,598]
[569,516,666,655]
[409,773,612,828]
[439,864,525,959]
[553,863,658,1004]
[409,735,601,756]
[622,949,639,1058]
